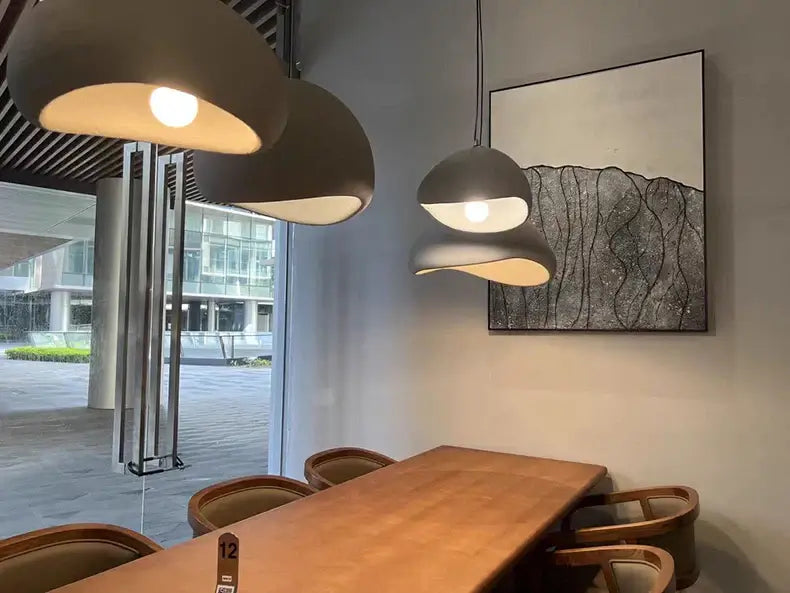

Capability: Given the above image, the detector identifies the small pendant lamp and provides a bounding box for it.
[417,0,530,232]
[411,0,553,287]
[8,0,287,154]
[193,79,375,225]
[410,224,556,287]
[419,146,531,233]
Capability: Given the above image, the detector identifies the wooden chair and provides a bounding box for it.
[304,446,396,490]
[548,486,699,589]
[0,523,162,593]
[534,545,676,593]
[188,475,316,537]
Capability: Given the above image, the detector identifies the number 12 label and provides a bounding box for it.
[216,532,239,593]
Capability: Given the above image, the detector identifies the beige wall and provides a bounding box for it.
[285,2,790,591]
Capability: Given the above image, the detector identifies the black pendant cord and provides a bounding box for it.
[473,0,484,147]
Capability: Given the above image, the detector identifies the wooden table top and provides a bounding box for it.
[54,446,606,593]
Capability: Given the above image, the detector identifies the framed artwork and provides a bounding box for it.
[488,50,707,332]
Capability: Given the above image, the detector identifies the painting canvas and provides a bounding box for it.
[488,51,706,332]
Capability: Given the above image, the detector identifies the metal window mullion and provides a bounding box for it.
[166,153,186,463]
[128,142,156,474]
[145,153,170,458]
[112,143,136,472]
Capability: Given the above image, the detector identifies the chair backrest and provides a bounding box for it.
[553,486,699,589]
[304,447,396,490]
[188,475,316,537]
[545,545,676,593]
[0,523,161,593]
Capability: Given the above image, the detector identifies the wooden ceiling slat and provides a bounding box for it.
[37,135,94,175]
[0,109,21,142]
[1,124,42,166]
[49,136,115,177]
[241,0,269,19]
[26,133,81,171]
[0,115,28,159]
[70,140,123,180]
[7,128,51,168]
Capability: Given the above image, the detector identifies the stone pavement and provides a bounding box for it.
[0,358,271,547]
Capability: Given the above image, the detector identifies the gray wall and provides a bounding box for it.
[286,2,790,591]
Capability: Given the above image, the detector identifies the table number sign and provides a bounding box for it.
[216,532,239,593]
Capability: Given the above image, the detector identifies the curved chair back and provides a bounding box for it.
[188,475,316,537]
[0,523,161,593]
[304,447,396,490]
[542,545,676,593]
[551,486,698,589]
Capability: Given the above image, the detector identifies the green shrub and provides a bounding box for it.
[229,357,272,368]
[5,346,91,363]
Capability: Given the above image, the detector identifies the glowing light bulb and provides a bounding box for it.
[464,201,489,223]
[149,87,198,128]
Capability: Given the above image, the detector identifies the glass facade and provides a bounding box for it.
[169,205,275,299]
[62,241,95,287]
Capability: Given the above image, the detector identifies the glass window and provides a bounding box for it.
[65,242,85,274]
[203,212,226,236]
[253,221,273,241]
[184,207,203,232]
[226,215,250,239]
[226,238,241,276]
[86,242,94,276]
[13,261,30,277]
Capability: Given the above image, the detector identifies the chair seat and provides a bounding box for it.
[304,447,396,490]
[0,524,161,593]
[188,475,316,537]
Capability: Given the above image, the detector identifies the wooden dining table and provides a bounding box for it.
[53,446,606,593]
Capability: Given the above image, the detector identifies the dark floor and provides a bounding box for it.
[0,358,271,547]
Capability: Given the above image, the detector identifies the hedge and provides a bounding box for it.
[5,346,91,363]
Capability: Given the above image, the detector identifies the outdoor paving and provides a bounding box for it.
[0,357,271,547]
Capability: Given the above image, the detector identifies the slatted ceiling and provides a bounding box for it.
[0,0,279,202]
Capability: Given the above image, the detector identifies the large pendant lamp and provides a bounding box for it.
[8,0,287,154]
[410,225,556,287]
[193,79,375,225]
[417,0,530,232]
[411,0,553,287]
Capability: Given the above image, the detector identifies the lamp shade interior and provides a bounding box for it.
[194,79,374,225]
[8,0,287,154]
[418,146,532,232]
[40,83,261,155]
[410,223,555,287]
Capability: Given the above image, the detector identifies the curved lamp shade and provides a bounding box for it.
[418,146,532,233]
[8,0,287,154]
[410,222,555,286]
[193,79,374,225]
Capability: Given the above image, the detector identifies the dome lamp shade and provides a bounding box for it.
[418,146,532,233]
[8,0,288,154]
[193,79,374,225]
[410,222,555,287]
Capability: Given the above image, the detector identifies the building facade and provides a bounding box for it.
[0,202,276,337]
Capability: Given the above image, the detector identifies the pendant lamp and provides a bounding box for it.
[410,224,556,287]
[416,0,530,232]
[411,0,554,287]
[193,79,374,225]
[419,146,531,233]
[8,0,287,154]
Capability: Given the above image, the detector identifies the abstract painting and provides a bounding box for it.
[488,51,706,331]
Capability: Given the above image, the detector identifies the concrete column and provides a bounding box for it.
[187,300,201,331]
[243,300,257,333]
[49,290,71,331]
[207,298,216,331]
[88,179,125,410]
